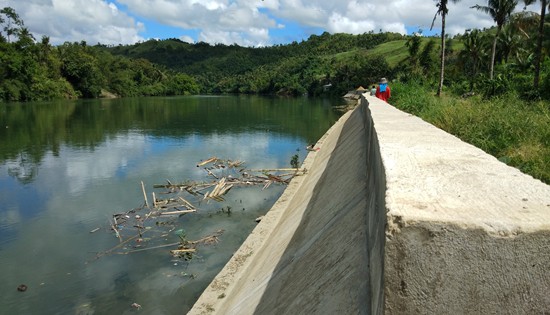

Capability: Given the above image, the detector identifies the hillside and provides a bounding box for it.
[101,32,407,95]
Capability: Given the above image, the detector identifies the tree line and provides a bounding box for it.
[0,7,199,102]
[104,31,402,96]
[1,2,550,102]
[425,0,549,99]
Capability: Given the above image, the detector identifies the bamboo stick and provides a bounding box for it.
[205,168,219,179]
[246,168,304,172]
[178,197,195,209]
[197,156,218,167]
[124,242,181,254]
[141,181,149,208]
[160,210,196,216]
[109,217,123,243]
[218,184,233,196]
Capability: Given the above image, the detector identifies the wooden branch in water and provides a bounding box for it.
[262,180,272,190]
[267,174,288,183]
[125,242,181,254]
[178,197,195,209]
[246,168,304,172]
[160,209,196,216]
[204,177,234,201]
[227,160,244,168]
[188,229,224,245]
[141,181,149,208]
[205,168,219,179]
[197,156,218,167]
[109,217,123,243]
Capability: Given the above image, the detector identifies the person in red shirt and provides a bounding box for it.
[375,77,391,102]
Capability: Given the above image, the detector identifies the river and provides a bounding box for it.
[0,95,342,314]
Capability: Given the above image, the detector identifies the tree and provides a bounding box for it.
[15,27,35,50]
[523,0,548,88]
[497,24,523,63]
[0,7,24,43]
[472,0,519,79]
[419,39,437,76]
[431,0,462,96]
[405,33,422,66]
[459,29,489,90]
[58,43,104,98]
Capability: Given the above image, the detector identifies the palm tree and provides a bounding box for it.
[431,0,462,96]
[498,23,524,63]
[523,0,548,88]
[471,0,519,79]
[459,29,489,90]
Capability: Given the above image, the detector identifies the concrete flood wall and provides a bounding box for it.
[189,95,386,314]
[190,95,550,314]
[372,95,550,314]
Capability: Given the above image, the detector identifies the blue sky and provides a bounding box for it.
[0,0,540,46]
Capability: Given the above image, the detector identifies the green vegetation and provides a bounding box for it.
[0,8,199,102]
[290,154,300,169]
[104,31,403,96]
[0,2,549,182]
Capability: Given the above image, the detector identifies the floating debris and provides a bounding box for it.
[91,157,306,264]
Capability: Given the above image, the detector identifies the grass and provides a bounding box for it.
[368,37,465,68]
[390,81,550,184]
[369,40,409,67]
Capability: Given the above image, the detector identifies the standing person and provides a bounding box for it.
[375,77,391,102]
[370,85,377,96]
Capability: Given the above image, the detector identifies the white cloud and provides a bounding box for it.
[179,35,195,43]
[0,0,542,46]
[0,0,144,44]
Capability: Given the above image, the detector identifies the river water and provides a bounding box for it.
[0,95,342,314]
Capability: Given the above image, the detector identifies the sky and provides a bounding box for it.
[0,0,542,47]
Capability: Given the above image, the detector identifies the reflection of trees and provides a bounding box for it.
[6,152,39,184]
[0,96,341,184]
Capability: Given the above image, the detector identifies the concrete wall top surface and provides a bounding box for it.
[366,95,550,236]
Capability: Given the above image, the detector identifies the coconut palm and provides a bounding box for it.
[523,0,548,88]
[498,23,524,63]
[431,0,462,96]
[509,9,539,38]
[459,29,490,90]
[471,0,519,79]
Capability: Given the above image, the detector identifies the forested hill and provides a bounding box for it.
[3,3,550,102]
[101,31,404,95]
[104,32,400,76]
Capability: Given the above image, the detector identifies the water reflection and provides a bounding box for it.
[0,95,342,314]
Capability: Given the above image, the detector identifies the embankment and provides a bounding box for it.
[190,95,550,314]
